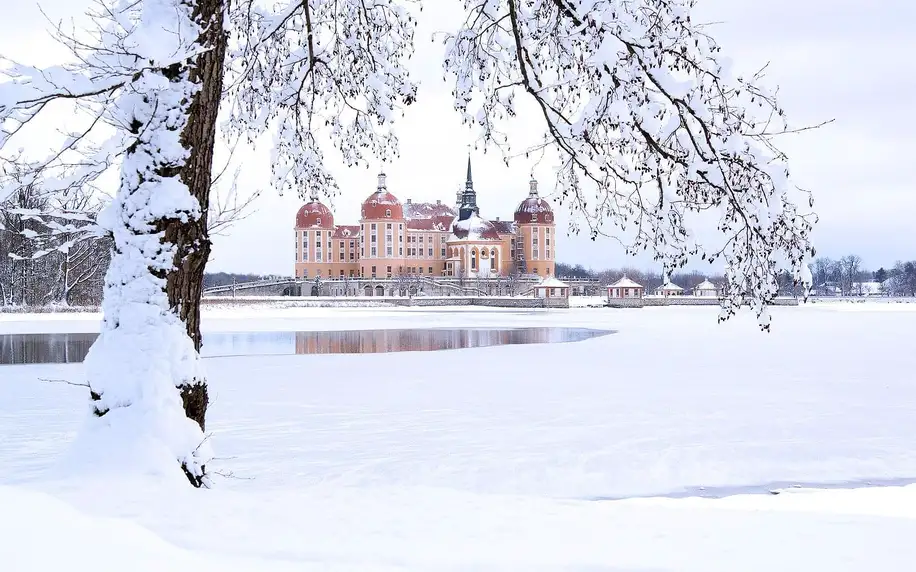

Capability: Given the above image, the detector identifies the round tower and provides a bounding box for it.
[359,173,407,278]
[513,177,556,276]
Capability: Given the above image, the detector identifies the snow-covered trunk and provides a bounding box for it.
[166,0,227,431]
[81,0,225,487]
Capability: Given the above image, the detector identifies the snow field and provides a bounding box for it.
[2,304,916,570]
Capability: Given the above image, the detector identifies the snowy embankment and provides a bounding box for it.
[3,304,916,569]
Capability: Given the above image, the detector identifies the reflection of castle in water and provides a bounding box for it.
[0,328,609,365]
[294,328,559,355]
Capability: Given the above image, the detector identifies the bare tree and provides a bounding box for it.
[839,255,862,296]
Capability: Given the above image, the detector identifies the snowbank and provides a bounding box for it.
[0,485,308,572]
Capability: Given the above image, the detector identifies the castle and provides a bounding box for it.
[294,159,556,280]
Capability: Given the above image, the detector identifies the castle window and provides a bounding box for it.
[340,252,345,261]
[350,252,355,261]
[371,266,376,277]
[429,267,433,274]
[440,247,446,257]
[399,247,403,256]
[532,214,538,222]
[303,269,308,278]
[471,250,477,270]
[387,246,393,256]
[316,217,321,225]
[316,231,321,238]
[428,248,433,257]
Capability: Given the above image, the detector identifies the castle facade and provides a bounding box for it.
[294,159,556,280]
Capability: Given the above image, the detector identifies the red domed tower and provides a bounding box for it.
[295,194,334,229]
[513,177,556,276]
[294,192,337,279]
[359,173,407,278]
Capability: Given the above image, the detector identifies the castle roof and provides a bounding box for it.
[361,173,404,220]
[295,197,334,229]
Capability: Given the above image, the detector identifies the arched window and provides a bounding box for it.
[385,209,391,217]
[490,249,497,270]
[316,217,321,225]
[471,249,477,270]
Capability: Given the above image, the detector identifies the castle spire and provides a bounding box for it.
[529,175,539,197]
[458,153,479,221]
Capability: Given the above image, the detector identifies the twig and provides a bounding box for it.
[40,377,89,387]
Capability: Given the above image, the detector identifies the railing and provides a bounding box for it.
[203,275,602,296]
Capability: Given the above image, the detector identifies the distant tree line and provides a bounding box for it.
[557,256,916,297]
[811,256,916,296]
[202,272,279,289]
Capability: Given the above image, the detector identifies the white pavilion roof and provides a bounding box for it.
[694,279,717,290]
[536,276,569,288]
[608,277,643,289]
[657,281,683,291]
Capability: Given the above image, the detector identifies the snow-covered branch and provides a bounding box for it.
[224,0,420,200]
[443,0,818,328]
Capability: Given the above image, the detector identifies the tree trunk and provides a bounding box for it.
[162,0,228,432]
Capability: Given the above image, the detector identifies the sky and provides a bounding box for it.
[2,0,914,275]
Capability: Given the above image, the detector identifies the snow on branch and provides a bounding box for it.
[0,0,208,206]
[224,0,420,200]
[443,0,820,329]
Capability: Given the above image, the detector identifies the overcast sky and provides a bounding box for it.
[2,0,913,275]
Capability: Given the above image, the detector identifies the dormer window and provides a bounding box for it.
[385,209,391,217]
[531,214,538,222]
[316,217,321,225]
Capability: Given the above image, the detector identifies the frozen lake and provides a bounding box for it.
[0,327,611,365]
[3,303,916,570]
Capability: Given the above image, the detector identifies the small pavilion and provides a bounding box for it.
[533,276,570,299]
[655,280,683,297]
[693,279,719,297]
[607,277,645,299]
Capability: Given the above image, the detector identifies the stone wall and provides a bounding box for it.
[202,295,568,309]
[606,296,799,308]
[393,296,568,309]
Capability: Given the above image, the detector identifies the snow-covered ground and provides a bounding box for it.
[3,304,916,570]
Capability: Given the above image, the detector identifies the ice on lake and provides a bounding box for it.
[3,303,916,571]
